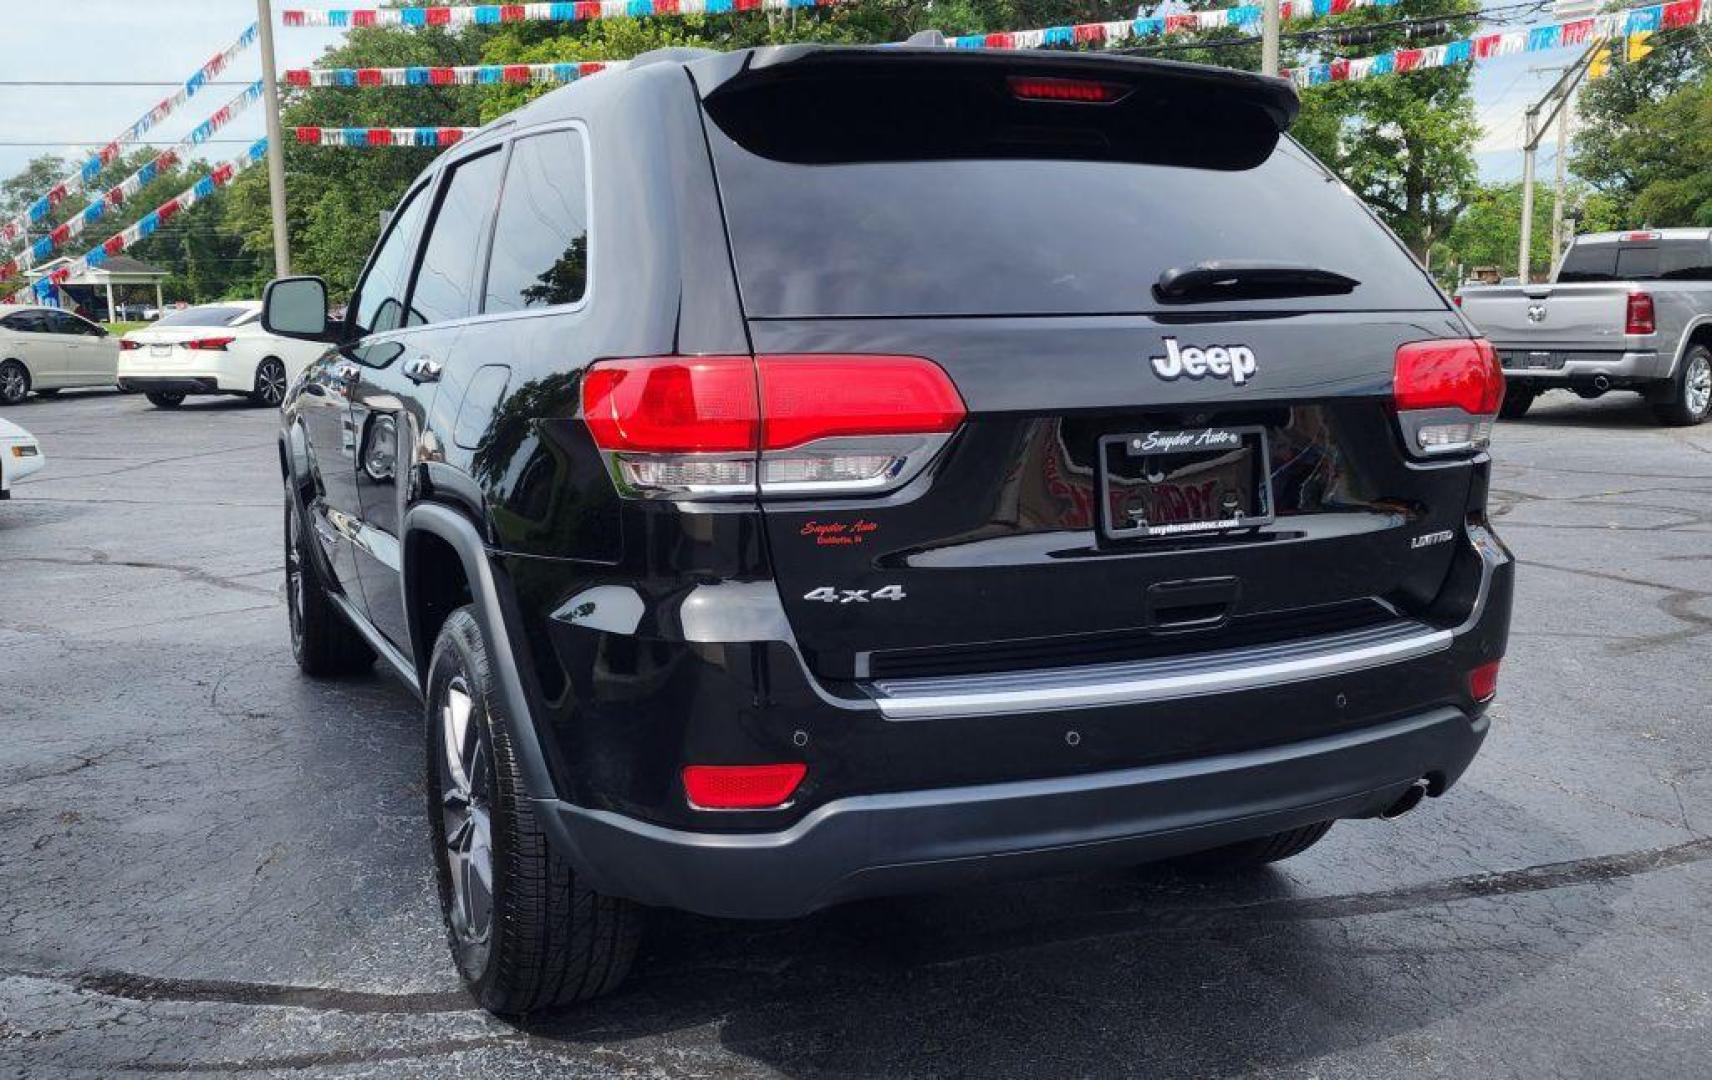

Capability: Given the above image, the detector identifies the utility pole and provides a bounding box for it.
[1261,0,1281,77]
[1517,39,1600,283]
[1551,103,1571,266]
[256,0,291,277]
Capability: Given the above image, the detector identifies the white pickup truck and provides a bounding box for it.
[1456,228,1712,425]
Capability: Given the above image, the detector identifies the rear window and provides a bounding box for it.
[702,71,1441,318]
[1557,239,1712,282]
[155,305,251,328]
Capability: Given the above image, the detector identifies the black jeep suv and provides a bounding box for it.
[264,43,1513,1014]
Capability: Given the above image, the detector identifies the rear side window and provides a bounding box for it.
[409,150,504,326]
[484,129,589,314]
[351,184,430,338]
[2,311,47,332]
[1558,239,1712,282]
[155,305,250,328]
[703,73,1441,317]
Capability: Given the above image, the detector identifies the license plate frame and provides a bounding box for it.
[1098,425,1274,542]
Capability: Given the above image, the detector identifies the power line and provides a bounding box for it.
[0,80,258,88]
[1116,0,1554,56]
[0,139,259,147]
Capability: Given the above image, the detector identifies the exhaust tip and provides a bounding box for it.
[1380,779,1431,821]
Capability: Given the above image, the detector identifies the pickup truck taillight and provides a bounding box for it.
[1626,292,1655,335]
[580,355,966,499]
[1394,338,1504,457]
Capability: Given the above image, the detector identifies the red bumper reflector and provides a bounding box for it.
[1468,660,1500,702]
[683,763,807,809]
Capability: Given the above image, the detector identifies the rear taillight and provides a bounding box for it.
[581,355,966,498]
[183,336,235,351]
[119,340,140,351]
[1468,659,1501,702]
[1451,293,1463,307]
[1394,338,1504,457]
[1007,76,1128,104]
[1625,292,1655,335]
[682,763,806,810]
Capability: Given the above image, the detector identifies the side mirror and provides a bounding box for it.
[263,276,335,342]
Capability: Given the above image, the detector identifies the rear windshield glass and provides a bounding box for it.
[154,305,251,328]
[1557,239,1712,282]
[703,73,1442,318]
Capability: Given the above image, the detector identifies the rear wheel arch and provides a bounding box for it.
[401,501,561,803]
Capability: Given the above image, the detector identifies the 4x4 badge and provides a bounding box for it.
[1150,337,1258,385]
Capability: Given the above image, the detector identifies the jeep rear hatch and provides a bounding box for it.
[687,49,1486,685]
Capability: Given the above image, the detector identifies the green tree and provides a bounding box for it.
[1291,0,1481,261]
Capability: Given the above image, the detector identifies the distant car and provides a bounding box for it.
[118,301,329,409]
[0,415,45,498]
[0,304,121,405]
[1457,229,1712,425]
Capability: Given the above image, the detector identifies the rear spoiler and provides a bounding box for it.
[687,44,1301,134]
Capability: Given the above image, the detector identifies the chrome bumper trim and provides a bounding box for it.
[868,620,1454,720]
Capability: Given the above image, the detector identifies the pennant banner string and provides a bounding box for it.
[0,83,266,288]
[0,24,259,251]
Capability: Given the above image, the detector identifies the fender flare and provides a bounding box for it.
[1670,317,1712,378]
[401,501,559,802]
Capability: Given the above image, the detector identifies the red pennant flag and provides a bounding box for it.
[1663,0,1699,28]
[286,69,311,87]
[49,223,70,246]
[351,9,376,25]
[1473,33,1501,58]
[430,67,456,85]
[1330,59,1351,80]
[1165,13,1196,32]
[501,4,526,19]
[1395,48,1423,71]
[984,32,1012,47]
[282,10,304,26]
[655,0,680,14]
[104,236,125,256]
[427,6,452,23]
[1075,22,1107,43]
[213,163,236,185]
[357,68,383,86]
[437,129,464,146]
[368,128,393,145]
[1560,18,1594,43]
[576,1,602,18]
[295,126,318,144]
[504,65,531,83]
[157,198,180,224]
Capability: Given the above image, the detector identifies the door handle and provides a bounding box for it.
[403,356,443,384]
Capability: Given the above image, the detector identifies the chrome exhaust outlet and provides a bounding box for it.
[1380,779,1431,820]
[1593,375,1611,392]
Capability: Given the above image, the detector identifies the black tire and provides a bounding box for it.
[0,360,29,405]
[1175,821,1335,871]
[284,495,374,676]
[426,606,641,1015]
[250,357,288,407]
[1650,345,1712,426]
[145,391,185,409]
[1498,384,1537,419]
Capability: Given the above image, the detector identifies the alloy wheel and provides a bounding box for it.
[257,360,288,406]
[438,675,495,973]
[1687,354,1711,419]
[284,503,306,659]
[0,365,26,404]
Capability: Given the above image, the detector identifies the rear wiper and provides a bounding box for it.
[1154,260,1360,304]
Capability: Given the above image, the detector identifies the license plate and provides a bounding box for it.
[1099,426,1273,541]
[149,344,173,358]
[1503,350,1560,370]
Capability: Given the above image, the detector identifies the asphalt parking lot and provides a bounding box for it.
[2,387,1710,1078]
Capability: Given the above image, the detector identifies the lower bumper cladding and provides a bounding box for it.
[542,707,1487,919]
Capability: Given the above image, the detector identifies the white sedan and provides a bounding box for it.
[0,416,45,499]
[118,301,328,409]
[0,304,121,405]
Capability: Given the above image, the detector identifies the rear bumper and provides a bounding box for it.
[542,706,1486,919]
[118,376,222,395]
[1497,347,1668,383]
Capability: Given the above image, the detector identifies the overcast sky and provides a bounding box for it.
[0,1,1564,188]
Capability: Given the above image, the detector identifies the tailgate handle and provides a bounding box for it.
[1146,577,1240,632]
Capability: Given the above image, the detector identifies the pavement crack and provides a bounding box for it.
[0,555,274,599]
